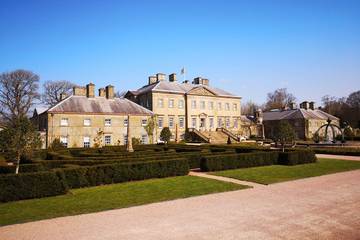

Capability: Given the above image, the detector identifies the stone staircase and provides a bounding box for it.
[201,130,229,144]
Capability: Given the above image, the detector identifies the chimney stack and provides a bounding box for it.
[300,101,309,110]
[148,76,157,85]
[169,73,177,82]
[156,73,166,82]
[202,78,209,86]
[105,85,114,99]
[59,92,67,101]
[289,102,296,110]
[309,101,315,110]
[73,86,86,96]
[98,88,106,97]
[193,77,202,85]
[86,83,95,98]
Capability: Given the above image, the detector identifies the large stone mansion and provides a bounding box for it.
[125,73,260,143]
[32,72,340,148]
[33,72,263,148]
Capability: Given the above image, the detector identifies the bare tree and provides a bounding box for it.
[42,80,75,105]
[346,90,360,109]
[0,69,40,123]
[241,100,262,115]
[265,88,296,111]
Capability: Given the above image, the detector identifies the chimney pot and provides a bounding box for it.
[98,88,106,97]
[156,73,166,82]
[105,85,114,99]
[289,102,296,110]
[169,73,177,82]
[73,86,86,96]
[300,101,309,110]
[148,76,157,85]
[193,77,202,85]
[309,101,315,110]
[86,83,95,98]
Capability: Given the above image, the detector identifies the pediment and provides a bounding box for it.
[187,87,216,96]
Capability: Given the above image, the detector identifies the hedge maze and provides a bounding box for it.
[0,144,317,202]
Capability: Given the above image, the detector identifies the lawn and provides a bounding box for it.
[211,158,360,185]
[0,175,247,226]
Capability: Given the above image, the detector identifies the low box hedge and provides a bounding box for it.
[312,147,360,156]
[0,164,48,175]
[0,171,68,202]
[200,150,317,171]
[200,152,279,171]
[57,158,189,189]
[278,150,317,165]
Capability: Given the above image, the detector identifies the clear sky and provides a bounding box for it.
[0,0,359,105]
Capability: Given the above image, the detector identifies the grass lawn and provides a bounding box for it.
[211,158,360,185]
[0,175,247,226]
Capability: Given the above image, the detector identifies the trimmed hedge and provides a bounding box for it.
[312,147,360,156]
[278,150,317,165]
[200,152,279,171]
[200,150,317,171]
[0,171,68,202]
[0,164,47,174]
[59,158,189,189]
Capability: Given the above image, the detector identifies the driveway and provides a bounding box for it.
[1,169,359,240]
[316,154,360,161]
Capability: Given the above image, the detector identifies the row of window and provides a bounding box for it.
[190,117,239,128]
[60,118,147,127]
[157,116,185,129]
[157,99,238,111]
[156,116,240,129]
[60,134,148,148]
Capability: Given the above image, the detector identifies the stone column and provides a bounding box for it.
[126,115,134,152]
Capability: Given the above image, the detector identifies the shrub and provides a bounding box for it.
[49,138,66,151]
[200,152,279,171]
[160,127,172,144]
[311,147,360,156]
[59,159,189,189]
[0,171,68,202]
[278,150,317,165]
[0,164,47,174]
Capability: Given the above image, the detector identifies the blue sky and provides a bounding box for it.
[0,0,359,105]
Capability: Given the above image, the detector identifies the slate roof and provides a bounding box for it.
[43,95,153,115]
[33,107,48,116]
[132,81,240,98]
[263,109,338,121]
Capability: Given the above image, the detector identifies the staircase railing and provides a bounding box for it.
[216,128,240,142]
[188,128,210,142]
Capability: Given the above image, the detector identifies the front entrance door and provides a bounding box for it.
[200,118,206,131]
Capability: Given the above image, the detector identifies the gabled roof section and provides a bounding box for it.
[46,95,153,115]
[186,86,217,96]
[33,107,48,117]
[263,109,339,121]
[132,81,240,98]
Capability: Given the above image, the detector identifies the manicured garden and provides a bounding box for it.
[0,144,318,202]
[211,158,360,184]
[0,175,246,226]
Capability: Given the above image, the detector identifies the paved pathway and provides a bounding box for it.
[316,154,360,161]
[1,170,359,240]
[189,171,265,188]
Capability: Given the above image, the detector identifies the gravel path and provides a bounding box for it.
[189,171,265,188]
[316,154,360,161]
[1,170,359,240]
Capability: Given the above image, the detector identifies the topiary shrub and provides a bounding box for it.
[200,152,279,171]
[160,127,172,144]
[278,150,317,165]
[0,171,68,202]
